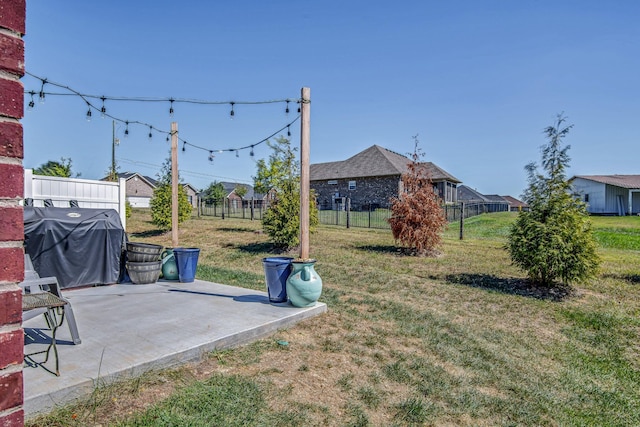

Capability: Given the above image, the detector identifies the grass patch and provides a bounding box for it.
[26,211,640,426]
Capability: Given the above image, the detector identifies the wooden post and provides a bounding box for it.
[300,87,311,260]
[171,122,179,247]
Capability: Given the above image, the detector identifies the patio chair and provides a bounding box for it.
[21,255,82,344]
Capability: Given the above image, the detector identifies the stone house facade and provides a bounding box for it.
[310,145,460,211]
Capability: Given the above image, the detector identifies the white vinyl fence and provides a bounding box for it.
[23,169,127,229]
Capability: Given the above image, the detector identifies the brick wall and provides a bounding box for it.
[311,175,401,210]
[0,0,26,425]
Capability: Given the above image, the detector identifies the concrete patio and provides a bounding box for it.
[22,279,327,418]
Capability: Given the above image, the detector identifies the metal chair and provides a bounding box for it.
[21,255,81,344]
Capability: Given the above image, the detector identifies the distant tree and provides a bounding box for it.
[254,136,318,250]
[34,157,80,178]
[149,155,192,230]
[507,114,599,286]
[388,135,447,256]
[202,181,226,205]
[234,184,248,199]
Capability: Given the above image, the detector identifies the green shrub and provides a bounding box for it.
[507,115,599,286]
[149,184,193,231]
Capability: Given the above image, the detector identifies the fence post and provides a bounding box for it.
[459,202,464,240]
[222,198,225,220]
[368,203,372,228]
[346,198,351,229]
[251,198,254,221]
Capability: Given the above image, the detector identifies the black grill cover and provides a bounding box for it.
[24,207,125,289]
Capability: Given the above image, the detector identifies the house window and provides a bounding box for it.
[584,194,589,203]
[348,180,356,190]
[328,180,338,185]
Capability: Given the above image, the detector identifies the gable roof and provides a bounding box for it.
[457,185,489,202]
[501,195,528,208]
[107,172,158,188]
[573,175,640,189]
[310,145,461,183]
[218,182,257,199]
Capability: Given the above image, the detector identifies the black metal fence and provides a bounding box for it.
[200,198,510,229]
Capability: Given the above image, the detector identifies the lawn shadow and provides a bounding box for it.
[601,273,640,284]
[129,229,165,238]
[356,244,399,254]
[218,227,257,233]
[445,273,575,301]
[235,242,293,255]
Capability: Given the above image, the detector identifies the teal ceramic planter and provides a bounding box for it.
[286,259,322,307]
[161,248,179,281]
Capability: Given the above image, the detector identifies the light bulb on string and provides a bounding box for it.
[100,97,107,118]
[287,125,291,137]
[285,100,290,114]
[86,103,92,122]
[208,151,215,162]
[230,102,235,119]
[27,91,35,111]
[38,79,47,104]
[236,150,239,158]
[124,121,129,138]
[297,100,301,113]
[182,141,187,152]
[250,145,254,157]
[148,126,153,141]
[169,98,174,117]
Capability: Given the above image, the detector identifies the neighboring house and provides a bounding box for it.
[215,182,273,209]
[501,195,529,212]
[310,145,461,210]
[104,172,199,209]
[456,185,510,213]
[571,175,640,215]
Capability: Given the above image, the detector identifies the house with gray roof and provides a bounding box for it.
[571,175,640,215]
[310,145,461,210]
[456,185,511,213]
[103,172,199,208]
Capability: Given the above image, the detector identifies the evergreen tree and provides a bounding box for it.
[507,114,599,286]
[150,155,193,230]
[254,137,318,250]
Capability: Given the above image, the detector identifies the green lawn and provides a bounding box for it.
[28,211,640,426]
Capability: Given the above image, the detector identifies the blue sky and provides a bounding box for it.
[22,1,640,198]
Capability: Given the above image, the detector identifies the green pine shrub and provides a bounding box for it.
[149,184,193,231]
[507,114,599,286]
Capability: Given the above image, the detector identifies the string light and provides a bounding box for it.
[27,91,35,111]
[39,79,47,103]
[23,72,301,162]
[208,151,214,162]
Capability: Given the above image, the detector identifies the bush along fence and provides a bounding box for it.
[200,197,510,230]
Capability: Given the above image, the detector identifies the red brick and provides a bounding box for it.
[0,122,23,159]
[0,371,22,412]
[0,409,24,427]
[0,248,23,283]
[0,79,23,119]
[0,164,22,198]
[0,34,24,76]
[0,207,22,242]
[0,0,26,35]
[0,288,21,326]
[0,330,22,369]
